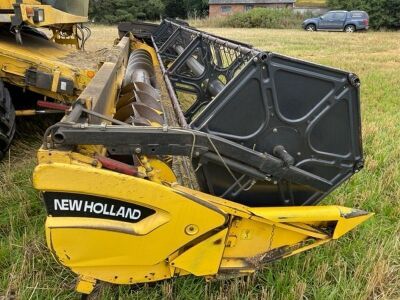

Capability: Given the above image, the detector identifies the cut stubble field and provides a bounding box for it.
[0,25,399,299]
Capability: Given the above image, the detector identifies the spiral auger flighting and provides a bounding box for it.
[115,49,165,127]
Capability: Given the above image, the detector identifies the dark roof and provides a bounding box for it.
[209,0,295,4]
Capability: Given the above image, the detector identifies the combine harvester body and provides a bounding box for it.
[0,3,371,295]
[0,0,93,158]
[33,20,371,295]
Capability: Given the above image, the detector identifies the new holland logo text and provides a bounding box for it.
[43,192,156,223]
[54,199,142,220]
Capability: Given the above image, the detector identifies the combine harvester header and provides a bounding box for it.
[32,19,371,296]
[119,19,364,206]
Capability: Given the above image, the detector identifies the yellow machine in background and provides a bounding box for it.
[0,0,89,47]
[32,19,372,296]
[0,0,94,159]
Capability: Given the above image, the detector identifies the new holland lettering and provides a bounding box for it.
[53,199,142,220]
[44,192,155,223]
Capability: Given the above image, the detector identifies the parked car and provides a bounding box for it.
[302,10,369,32]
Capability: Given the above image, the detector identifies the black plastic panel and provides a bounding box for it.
[125,20,363,207]
[191,52,363,206]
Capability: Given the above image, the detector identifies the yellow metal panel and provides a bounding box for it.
[0,0,40,9]
[46,213,170,236]
[34,155,371,286]
[248,205,366,222]
[77,37,130,117]
[51,70,60,92]
[172,228,228,276]
[172,184,372,269]
[333,213,372,239]
[0,1,18,10]
[20,4,88,27]
[148,158,177,183]
[222,217,305,259]
[72,263,173,285]
[0,33,93,100]
[37,148,102,167]
[34,163,227,266]
[173,185,254,217]
[131,39,160,67]
[75,276,96,295]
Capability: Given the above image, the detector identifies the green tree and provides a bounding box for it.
[327,0,400,29]
[160,0,208,19]
[89,0,210,23]
[163,0,187,18]
[185,0,209,18]
[89,0,165,23]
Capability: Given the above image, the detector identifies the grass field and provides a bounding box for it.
[1,26,400,299]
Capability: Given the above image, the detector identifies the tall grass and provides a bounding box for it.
[0,26,399,299]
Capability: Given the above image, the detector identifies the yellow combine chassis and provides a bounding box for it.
[0,0,96,102]
[0,0,93,102]
[0,33,93,102]
[33,34,372,295]
[0,1,87,26]
[0,0,93,157]
[0,0,88,48]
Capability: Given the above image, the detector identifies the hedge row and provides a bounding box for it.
[219,8,310,29]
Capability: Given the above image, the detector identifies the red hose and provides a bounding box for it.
[37,101,71,111]
[95,155,139,177]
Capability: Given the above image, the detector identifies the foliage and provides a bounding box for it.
[164,0,208,18]
[89,0,208,23]
[89,0,165,23]
[327,0,400,29]
[219,8,310,29]
[88,0,399,29]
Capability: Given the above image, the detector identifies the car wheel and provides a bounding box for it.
[345,25,356,33]
[305,24,316,31]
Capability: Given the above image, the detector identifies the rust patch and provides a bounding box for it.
[213,238,222,245]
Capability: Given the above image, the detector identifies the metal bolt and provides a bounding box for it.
[135,147,142,154]
[273,128,278,133]
[185,224,199,236]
